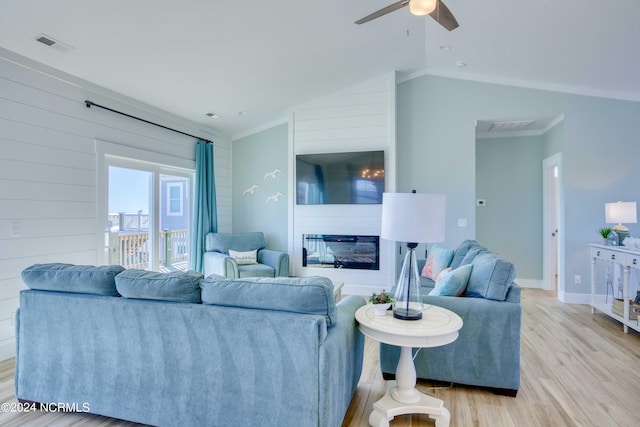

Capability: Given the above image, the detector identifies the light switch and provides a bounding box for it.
[476,199,486,207]
[458,218,468,227]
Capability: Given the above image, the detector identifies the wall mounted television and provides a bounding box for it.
[296,150,385,205]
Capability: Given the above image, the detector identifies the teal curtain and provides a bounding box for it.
[190,140,217,272]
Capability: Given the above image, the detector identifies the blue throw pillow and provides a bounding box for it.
[22,263,124,296]
[429,264,473,297]
[115,269,203,303]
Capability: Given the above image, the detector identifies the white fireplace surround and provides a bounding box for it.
[287,74,397,296]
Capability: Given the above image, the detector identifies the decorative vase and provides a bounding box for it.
[373,303,391,316]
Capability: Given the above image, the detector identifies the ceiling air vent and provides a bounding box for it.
[36,35,55,46]
[35,33,74,53]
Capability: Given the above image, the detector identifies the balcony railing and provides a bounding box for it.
[107,229,188,270]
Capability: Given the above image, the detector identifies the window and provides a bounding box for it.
[167,183,184,216]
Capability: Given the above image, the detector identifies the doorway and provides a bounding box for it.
[543,153,563,295]
[476,114,565,293]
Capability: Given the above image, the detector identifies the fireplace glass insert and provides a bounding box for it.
[302,234,380,270]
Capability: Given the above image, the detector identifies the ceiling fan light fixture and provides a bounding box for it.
[409,0,437,16]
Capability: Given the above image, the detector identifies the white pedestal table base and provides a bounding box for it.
[355,305,462,427]
[369,380,450,427]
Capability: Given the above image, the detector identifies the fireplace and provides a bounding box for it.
[302,234,380,270]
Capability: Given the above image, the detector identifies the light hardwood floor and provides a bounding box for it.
[1,289,639,427]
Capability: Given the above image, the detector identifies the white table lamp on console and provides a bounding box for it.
[605,201,637,245]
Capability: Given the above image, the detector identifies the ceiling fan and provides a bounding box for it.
[355,0,459,31]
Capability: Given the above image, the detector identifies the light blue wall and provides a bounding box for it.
[476,135,544,280]
[396,74,640,296]
[232,123,288,252]
[543,119,565,158]
[232,75,640,296]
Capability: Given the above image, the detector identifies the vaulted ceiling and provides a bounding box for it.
[1,1,638,139]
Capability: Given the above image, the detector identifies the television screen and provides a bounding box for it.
[296,150,385,205]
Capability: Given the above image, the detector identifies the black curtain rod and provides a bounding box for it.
[84,100,214,144]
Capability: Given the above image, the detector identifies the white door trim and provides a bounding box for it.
[543,152,564,299]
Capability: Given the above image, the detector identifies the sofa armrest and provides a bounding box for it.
[319,296,366,427]
[380,295,521,392]
[505,282,521,303]
[258,249,290,277]
[203,252,239,278]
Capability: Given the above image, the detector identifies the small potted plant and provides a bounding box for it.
[369,290,394,316]
[598,227,612,245]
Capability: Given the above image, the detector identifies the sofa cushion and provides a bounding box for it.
[464,253,516,301]
[200,276,338,327]
[21,263,124,296]
[238,264,275,278]
[115,269,203,303]
[421,245,454,280]
[429,263,473,297]
[229,249,258,265]
[459,246,487,267]
[449,240,485,269]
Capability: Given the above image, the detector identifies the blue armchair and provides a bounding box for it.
[203,232,290,278]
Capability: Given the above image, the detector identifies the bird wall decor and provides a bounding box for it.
[242,184,259,196]
[264,168,282,180]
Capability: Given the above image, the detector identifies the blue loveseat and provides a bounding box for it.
[16,264,364,426]
[379,240,522,396]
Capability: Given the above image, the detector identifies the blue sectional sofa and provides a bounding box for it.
[16,264,365,427]
[379,240,522,396]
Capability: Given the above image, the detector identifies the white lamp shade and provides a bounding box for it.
[409,0,438,16]
[380,192,446,243]
[605,201,637,224]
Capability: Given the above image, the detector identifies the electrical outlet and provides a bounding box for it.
[574,275,582,284]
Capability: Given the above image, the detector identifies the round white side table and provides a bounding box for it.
[355,304,463,427]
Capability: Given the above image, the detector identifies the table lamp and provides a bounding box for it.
[381,191,446,320]
[605,201,637,245]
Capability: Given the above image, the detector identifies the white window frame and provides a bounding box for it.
[96,140,195,270]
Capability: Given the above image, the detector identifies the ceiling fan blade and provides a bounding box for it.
[429,1,459,31]
[355,0,410,25]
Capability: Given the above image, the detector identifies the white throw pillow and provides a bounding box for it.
[229,249,258,265]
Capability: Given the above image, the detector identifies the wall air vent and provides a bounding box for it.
[35,33,74,53]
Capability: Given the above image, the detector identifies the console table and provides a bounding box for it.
[355,304,463,427]
[589,244,640,333]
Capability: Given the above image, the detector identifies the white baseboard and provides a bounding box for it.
[561,292,592,305]
[515,278,544,289]
[0,339,15,362]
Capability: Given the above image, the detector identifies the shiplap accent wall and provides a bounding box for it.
[0,51,231,361]
[288,74,397,296]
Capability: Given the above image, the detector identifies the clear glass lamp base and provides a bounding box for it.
[393,246,423,321]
